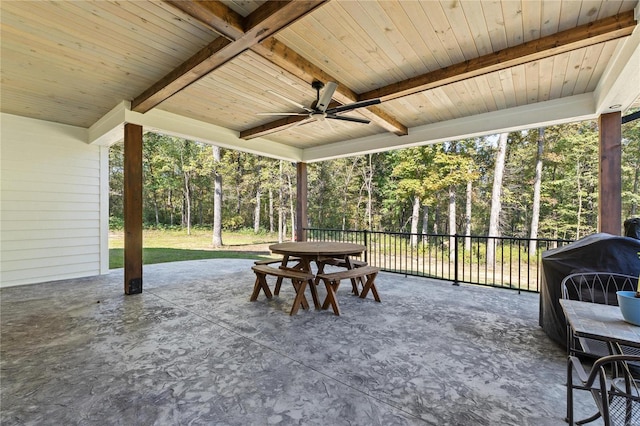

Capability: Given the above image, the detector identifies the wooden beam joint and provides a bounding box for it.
[134,0,327,113]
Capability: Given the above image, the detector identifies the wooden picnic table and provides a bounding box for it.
[268,241,368,314]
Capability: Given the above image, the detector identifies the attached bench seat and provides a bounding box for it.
[255,257,305,295]
[316,265,381,316]
[317,257,367,268]
[316,257,368,295]
[250,264,319,315]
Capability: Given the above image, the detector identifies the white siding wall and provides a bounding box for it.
[1,113,109,287]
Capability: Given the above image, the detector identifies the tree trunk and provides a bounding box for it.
[184,171,191,236]
[464,179,472,252]
[212,146,223,247]
[421,205,429,243]
[433,204,439,234]
[632,165,639,215]
[576,160,582,240]
[153,192,160,227]
[529,128,544,254]
[366,154,373,229]
[168,189,174,226]
[410,196,420,247]
[254,187,261,234]
[448,185,456,258]
[630,163,640,217]
[278,161,284,243]
[287,173,295,241]
[487,132,508,265]
[341,159,357,231]
[268,189,274,233]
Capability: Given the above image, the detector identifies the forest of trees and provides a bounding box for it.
[109,118,640,245]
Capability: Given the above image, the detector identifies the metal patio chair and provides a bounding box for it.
[567,354,640,426]
[561,272,638,358]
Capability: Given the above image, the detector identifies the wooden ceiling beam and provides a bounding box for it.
[360,10,637,102]
[239,115,308,140]
[165,0,244,41]
[164,1,408,137]
[132,0,326,113]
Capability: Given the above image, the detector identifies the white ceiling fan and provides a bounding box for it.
[258,80,381,131]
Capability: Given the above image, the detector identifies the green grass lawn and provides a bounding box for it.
[109,228,279,269]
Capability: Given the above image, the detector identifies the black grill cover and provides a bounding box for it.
[539,233,640,347]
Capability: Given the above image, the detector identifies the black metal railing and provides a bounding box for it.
[305,228,573,293]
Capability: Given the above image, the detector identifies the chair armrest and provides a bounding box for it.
[568,355,590,383]
[569,354,640,386]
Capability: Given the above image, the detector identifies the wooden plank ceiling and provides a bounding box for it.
[1,0,638,152]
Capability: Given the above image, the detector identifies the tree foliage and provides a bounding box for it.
[109,118,640,240]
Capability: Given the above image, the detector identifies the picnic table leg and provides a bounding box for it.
[250,273,273,301]
[345,256,361,296]
[290,279,309,315]
[307,278,320,309]
[290,258,318,309]
[359,273,381,302]
[314,258,326,286]
[321,278,341,316]
[274,254,290,295]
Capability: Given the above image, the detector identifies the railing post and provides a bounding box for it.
[453,233,460,286]
[364,229,369,263]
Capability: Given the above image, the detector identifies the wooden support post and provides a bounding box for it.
[296,162,308,242]
[124,123,143,294]
[598,111,622,235]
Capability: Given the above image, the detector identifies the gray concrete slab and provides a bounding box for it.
[1,259,599,425]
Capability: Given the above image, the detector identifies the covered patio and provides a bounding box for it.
[2,259,598,425]
[1,2,639,424]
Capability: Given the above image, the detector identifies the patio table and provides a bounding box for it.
[560,299,640,424]
[559,299,640,355]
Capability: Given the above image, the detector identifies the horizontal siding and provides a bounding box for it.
[1,200,100,212]
[2,159,100,179]
[2,236,100,251]
[0,210,99,222]
[2,169,100,185]
[1,245,100,262]
[1,114,106,287]
[2,219,99,233]
[2,253,99,272]
[1,179,99,195]
[1,190,99,203]
[1,156,101,175]
[1,264,102,287]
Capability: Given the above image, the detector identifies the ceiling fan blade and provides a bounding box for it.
[287,117,315,131]
[257,112,308,116]
[325,98,381,114]
[326,114,371,124]
[266,90,310,111]
[316,81,338,112]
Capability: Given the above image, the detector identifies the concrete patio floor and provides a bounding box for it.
[1,259,598,425]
